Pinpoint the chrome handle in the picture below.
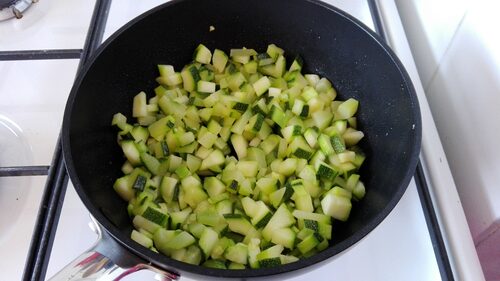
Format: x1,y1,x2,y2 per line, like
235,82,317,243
48,217,179,281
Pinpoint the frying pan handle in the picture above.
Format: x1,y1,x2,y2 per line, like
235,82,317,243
48,217,180,281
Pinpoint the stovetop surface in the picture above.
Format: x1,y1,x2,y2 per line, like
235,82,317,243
0,1,447,280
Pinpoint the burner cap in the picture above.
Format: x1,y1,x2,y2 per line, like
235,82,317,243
0,0,34,21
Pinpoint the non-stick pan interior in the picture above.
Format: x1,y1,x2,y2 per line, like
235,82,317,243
63,0,421,278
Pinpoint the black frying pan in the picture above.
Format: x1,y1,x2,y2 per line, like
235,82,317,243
59,0,421,279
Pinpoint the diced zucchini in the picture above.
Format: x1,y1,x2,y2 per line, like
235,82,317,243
170,208,192,229
241,198,273,228
232,102,249,112
121,140,141,166
303,127,319,148
199,227,219,256
278,158,297,176
292,184,314,212
331,135,346,153
259,134,280,154
305,74,320,86
198,209,223,226
268,87,281,97
301,86,318,102
336,98,359,119
148,116,174,141
258,257,281,268
269,188,286,209
252,76,271,96
225,243,248,264
184,245,202,265
289,56,303,72
321,188,352,221
337,150,355,163
159,176,178,203
297,233,323,254
203,259,227,269
312,110,333,130
181,176,208,208
271,228,296,249
315,77,333,93
266,44,284,60
303,219,319,232
211,237,235,260
216,199,233,216
343,128,364,146
292,210,331,224
153,229,176,255
158,65,175,77
280,254,299,265
316,161,338,180
186,154,202,173
256,244,283,260
111,44,368,268
318,134,334,156
231,134,248,160
131,126,149,143
171,231,197,250
194,44,212,64
241,196,257,216
112,112,129,131
270,105,287,128
197,80,216,93
236,161,258,178
224,214,257,236
113,176,134,201
228,72,247,91
246,113,265,133
231,110,252,135
200,149,225,171
212,49,228,72
198,128,217,149
262,55,286,78
297,228,316,241
262,204,295,241
244,60,258,74
199,66,214,81
142,206,168,227
204,177,226,198
179,69,198,94
133,215,161,234
157,73,183,87
247,238,261,268
133,92,147,118
345,174,360,191
353,181,366,200
131,230,153,248
140,152,160,175
256,177,278,195
228,262,246,270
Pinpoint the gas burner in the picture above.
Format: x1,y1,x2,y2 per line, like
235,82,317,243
0,0,36,21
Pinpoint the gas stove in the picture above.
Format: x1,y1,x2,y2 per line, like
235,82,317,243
0,1,484,280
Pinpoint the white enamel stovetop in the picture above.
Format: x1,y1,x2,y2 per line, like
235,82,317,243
0,1,483,280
